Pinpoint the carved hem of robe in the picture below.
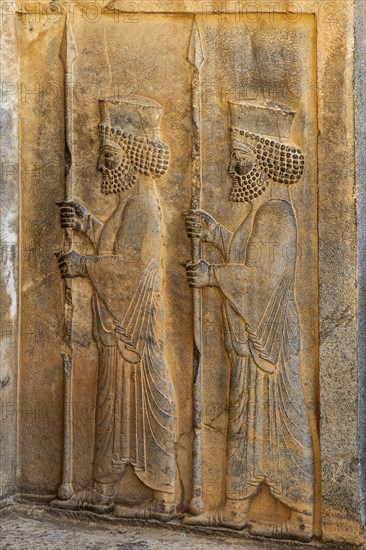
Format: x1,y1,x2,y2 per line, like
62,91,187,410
216,200,314,514
91,262,177,494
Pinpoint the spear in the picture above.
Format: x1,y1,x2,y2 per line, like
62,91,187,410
57,14,77,501
188,16,205,516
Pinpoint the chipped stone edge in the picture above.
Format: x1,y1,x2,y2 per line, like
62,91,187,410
0,8,20,502
355,0,366,536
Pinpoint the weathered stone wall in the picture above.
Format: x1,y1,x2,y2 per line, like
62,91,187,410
0,8,20,505
1,1,365,547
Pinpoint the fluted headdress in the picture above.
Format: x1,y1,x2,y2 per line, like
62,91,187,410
229,99,305,202
98,96,170,180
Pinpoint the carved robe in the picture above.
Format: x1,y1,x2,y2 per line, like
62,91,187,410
86,184,177,494
214,199,314,513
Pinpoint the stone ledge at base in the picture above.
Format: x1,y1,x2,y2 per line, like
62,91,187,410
0,503,361,550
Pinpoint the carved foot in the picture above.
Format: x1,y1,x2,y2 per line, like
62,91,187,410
50,488,114,515
250,515,313,542
115,499,177,522
151,496,177,522
184,507,248,530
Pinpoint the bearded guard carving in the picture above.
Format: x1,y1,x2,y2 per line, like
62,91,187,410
183,99,315,542
53,96,177,520
98,99,170,194
228,101,305,202
229,132,305,202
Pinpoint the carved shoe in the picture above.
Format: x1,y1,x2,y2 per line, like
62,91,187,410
115,499,177,523
184,508,247,530
250,515,313,542
50,488,114,515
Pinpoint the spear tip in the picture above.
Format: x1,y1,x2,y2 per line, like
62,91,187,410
188,17,204,70
60,16,78,67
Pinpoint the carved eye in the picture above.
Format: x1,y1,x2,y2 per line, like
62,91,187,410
104,151,113,159
234,163,244,175
234,160,253,176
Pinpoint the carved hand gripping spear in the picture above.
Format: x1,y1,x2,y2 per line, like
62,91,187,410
57,15,77,501
188,17,205,516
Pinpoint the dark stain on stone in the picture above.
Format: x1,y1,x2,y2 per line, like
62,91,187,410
0,375,10,389
350,456,359,473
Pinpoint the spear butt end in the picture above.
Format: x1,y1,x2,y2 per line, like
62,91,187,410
189,495,205,516
58,483,74,501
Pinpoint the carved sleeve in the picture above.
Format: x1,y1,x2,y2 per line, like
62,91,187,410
83,194,162,322
85,215,104,248
212,224,233,261
215,199,299,368
212,263,251,309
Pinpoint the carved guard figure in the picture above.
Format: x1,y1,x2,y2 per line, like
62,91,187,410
52,97,177,520
184,99,314,542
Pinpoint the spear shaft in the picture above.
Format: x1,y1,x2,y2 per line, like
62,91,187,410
58,14,77,501
188,17,205,516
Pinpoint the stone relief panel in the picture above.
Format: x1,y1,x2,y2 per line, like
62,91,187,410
18,4,323,544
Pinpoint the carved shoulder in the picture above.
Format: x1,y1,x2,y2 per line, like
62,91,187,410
113,189,162,259
246,198,297,274
122,190,161,222
252,199,297,243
